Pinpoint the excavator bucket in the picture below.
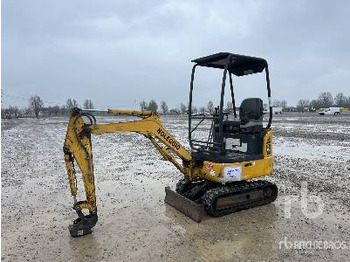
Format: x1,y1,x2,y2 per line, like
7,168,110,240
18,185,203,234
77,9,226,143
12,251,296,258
164,187,205,222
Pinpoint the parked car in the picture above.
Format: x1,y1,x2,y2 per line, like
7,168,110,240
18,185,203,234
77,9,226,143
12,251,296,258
318,107,341,115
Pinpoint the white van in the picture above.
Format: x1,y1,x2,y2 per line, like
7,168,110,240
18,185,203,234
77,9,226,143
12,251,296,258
318,107,340,115
273,107,283,114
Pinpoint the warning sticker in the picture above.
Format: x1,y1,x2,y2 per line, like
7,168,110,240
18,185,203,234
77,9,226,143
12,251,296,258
224,166,242,180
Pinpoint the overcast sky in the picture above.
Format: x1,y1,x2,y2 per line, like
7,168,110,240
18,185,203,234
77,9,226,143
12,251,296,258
2,0,350,109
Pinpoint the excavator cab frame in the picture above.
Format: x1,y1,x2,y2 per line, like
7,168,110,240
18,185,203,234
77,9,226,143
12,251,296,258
188,53,272,156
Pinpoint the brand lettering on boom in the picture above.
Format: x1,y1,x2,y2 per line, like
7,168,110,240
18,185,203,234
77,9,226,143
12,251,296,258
157,128,181,150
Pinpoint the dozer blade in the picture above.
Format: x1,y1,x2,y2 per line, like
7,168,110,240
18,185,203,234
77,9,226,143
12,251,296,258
164,187,204,222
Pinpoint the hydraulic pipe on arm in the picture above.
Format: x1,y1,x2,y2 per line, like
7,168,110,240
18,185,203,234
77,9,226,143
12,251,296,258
63,107,192,237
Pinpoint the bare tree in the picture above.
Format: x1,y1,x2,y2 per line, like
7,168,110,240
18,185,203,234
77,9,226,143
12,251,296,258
281,100,288,109
192,106,198,114
297,99,310,112
66,99,73,110
272,99,288,108
1,108,11,119
272,99,281,107
42,105,61,117
29,95,44,118
66,99,78,112
317,92,333,108
180,103,187,114
147,100,158,112
60,105,68,115
9,106,19,118
169,108,180,114
23,107,32,118
334,93,347,107
140,100,148,110
345,96,350,108
83,99,94,109
52,105,60,116
160,101,168,114
310,99,320,110
199,106,206,114
207,101,214,113
45,106,53,117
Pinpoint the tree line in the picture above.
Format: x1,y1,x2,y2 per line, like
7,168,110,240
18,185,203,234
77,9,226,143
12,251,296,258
141,91,350,115
296,92,350,112
139,99,232,115
2,91,349,119
1,96,95,119
273,92,350,112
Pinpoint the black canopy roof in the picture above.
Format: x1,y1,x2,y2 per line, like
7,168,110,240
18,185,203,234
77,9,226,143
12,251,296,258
191,52,267,76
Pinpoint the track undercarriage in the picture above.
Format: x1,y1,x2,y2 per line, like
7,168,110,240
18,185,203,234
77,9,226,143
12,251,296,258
165,179,278,221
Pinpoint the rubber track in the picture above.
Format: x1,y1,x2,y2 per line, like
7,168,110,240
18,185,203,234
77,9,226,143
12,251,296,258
202,180,278,217
175,179,189,194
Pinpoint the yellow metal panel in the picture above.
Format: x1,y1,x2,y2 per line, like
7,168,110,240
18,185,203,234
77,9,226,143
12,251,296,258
194,130,274,183
107,108,154,117
197,156,273,183
263,129,273,157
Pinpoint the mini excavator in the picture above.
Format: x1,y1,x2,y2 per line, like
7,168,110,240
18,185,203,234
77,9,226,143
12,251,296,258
63,52,278,237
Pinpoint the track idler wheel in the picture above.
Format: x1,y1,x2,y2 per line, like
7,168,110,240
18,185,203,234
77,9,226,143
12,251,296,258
68,210,98,237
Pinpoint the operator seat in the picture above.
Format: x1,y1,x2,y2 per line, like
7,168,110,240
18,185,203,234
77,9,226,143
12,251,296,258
240,98,263,133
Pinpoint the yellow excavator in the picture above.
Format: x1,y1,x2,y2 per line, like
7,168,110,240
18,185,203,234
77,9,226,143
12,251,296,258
63,52,278,237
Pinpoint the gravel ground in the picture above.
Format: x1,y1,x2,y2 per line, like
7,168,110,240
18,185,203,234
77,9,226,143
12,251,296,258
2,112,350,261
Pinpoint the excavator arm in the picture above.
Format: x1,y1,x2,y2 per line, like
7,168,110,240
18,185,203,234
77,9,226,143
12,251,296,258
63,107,192,236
